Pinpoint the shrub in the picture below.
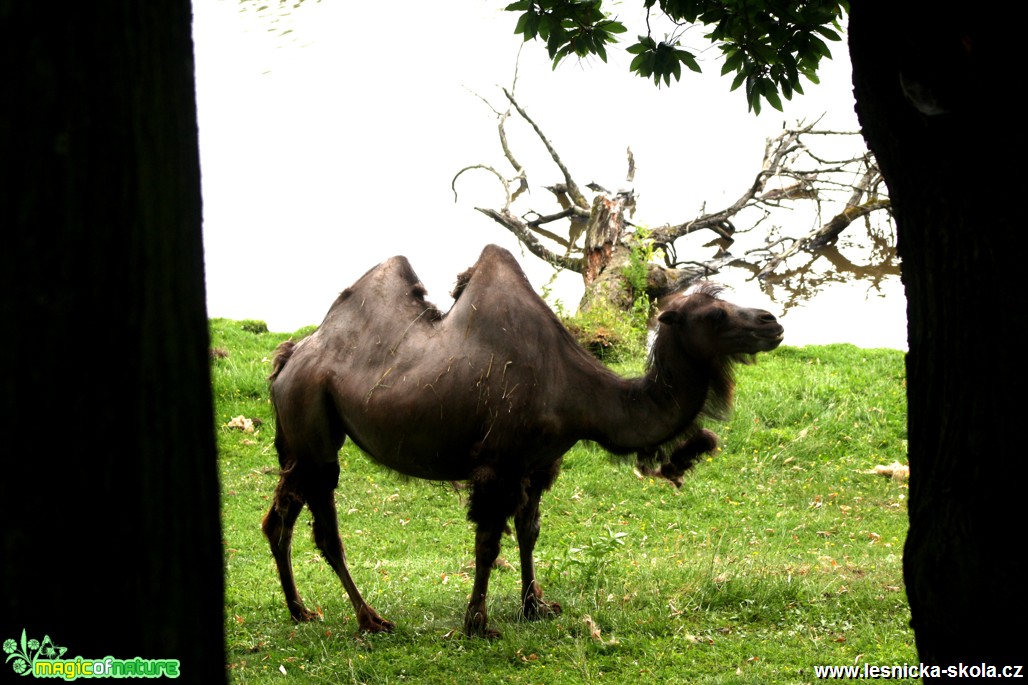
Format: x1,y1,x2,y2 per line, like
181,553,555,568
239,319,269,334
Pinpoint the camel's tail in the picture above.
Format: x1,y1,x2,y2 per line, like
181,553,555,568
268,339,298,474
268,339,298,414
269,340,297,384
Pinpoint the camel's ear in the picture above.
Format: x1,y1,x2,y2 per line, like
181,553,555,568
658,310,681,326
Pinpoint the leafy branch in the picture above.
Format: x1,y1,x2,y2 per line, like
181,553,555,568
504,0,849,112
505,0,628,67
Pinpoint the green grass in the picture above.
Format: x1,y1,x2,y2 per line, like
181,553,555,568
210,319,915,684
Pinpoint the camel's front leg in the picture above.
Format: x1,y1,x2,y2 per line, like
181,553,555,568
641,429,719,488
306,474,394,633
464,522,505,638
514,473,562,621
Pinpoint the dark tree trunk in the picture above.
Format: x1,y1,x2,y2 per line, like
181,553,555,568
1,2,225,680
850,2,1025,669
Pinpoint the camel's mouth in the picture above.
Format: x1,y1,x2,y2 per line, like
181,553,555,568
751,326,785,350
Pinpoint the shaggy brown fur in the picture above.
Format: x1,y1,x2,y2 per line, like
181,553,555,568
262,244,783,637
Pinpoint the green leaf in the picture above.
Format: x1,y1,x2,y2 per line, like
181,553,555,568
677,49,701,73
630,52,653,76
780,78,793,100
513,12,534,38
813,24,843,42
809,35,832,58
626,35,656,54
729,68,746,92
756,77,774,97
802,66,821,85
546,30,566,59
764,87,783,111
720,48,743,76
504,0,530,10
536,15,550,40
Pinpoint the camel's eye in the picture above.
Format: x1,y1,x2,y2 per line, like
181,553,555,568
705,307,727,325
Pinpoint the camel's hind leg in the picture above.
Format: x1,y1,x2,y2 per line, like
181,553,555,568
463,466,518,638
514,465,562,621
463,520,506,638
305,462,395,633
262,473,319,622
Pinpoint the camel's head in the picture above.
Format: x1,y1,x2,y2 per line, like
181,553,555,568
656,283,784,360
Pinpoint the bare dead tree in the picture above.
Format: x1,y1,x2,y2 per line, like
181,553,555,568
452,87,892,314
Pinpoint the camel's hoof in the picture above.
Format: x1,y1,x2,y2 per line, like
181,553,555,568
357,607,395,633
523,598,562,621
359,618,395,633
463,623,502,639
289,605,321,623
463,610,500,639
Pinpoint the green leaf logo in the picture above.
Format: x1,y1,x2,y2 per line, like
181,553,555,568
3,629,66,677
4,628,37,677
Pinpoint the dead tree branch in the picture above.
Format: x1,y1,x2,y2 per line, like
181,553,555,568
754,158,891,278
457,83,893,310
452,164,512,207
475,207,582,272
503,88,589,211
650,122,816,256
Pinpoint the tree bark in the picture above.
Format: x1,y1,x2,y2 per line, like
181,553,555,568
850,2,1024,669
583,193,632,285
1,2,225,679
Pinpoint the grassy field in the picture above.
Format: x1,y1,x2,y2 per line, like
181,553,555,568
210,318,915,684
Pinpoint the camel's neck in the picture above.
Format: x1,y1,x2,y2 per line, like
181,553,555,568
579,352,714,455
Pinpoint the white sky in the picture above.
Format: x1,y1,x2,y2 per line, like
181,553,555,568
191,0,907,348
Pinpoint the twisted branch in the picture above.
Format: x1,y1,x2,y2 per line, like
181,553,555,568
475,208,582,272
503,88,589,212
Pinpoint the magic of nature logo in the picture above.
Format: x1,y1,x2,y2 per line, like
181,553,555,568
4,630,180,680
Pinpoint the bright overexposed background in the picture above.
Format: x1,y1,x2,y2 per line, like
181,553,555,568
192,0,906,349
